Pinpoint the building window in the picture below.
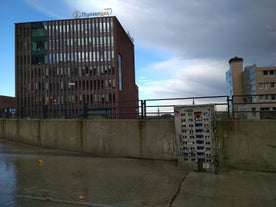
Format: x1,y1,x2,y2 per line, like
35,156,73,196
252,107,256,118
263,70,268,76
259,95,264,101
118,54,123,91
270,82,275,88
260,107,270,111
258,83,263,89
269,70,274,76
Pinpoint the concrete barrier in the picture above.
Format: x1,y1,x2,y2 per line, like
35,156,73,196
82,120,176,159
17,119,40,145
0,119,3,138
139,120,176,160
82,120,141,157
0,119,176,160
2,119,18,141
40,120,82,152
217,120,276,172
0,118,275,171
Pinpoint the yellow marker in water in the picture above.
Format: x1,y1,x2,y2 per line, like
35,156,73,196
37,159,43,165
78,195,85,200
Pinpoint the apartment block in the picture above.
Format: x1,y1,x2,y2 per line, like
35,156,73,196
226,57,276,119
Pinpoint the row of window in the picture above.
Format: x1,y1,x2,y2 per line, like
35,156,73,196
48,36,114,50
259,107,276,111
47,18,114,36
31,19,114,37
48,50,115,64
182,158,213,163
23,36,115,53
181,123,210,127
23,65,115,78
45,93,116,105
180,112,210,117
21,79,116,94
181,141,212,145
181,118,210,123
21,93,117,107
258,94,276,101
181,134,211,139
180,152,212,157
258,82,275,89
32,51,115,65
263,70,276,76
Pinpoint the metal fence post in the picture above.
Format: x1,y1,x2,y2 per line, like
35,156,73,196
231,96,235,118
43,105,48,119
83,103,88,119
140,100,144,118
144,100,147,118
227,96,230,118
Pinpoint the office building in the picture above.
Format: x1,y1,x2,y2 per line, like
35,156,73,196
15,16,138,119
226,57,276,119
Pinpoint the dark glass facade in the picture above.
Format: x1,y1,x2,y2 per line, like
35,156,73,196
15,17,138,119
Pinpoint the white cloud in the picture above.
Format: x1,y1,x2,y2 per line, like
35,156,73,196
23,0,68,19
138,57,227,99
22,0,276,100
23,0,276,63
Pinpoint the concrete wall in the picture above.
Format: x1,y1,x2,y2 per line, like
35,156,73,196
0,119,275,171
81,120,175,159
0,119,176,160
40,120,82,152
17,119,40,145
217,120,276,172
0,119,18,141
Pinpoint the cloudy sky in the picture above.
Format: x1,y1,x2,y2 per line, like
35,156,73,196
1,0,276,99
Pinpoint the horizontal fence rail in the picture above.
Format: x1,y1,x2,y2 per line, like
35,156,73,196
2,94,276,119
231,94,276,119
141,96,230,119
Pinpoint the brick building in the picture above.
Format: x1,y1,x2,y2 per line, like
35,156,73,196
0,96,16,117
15,16,138,119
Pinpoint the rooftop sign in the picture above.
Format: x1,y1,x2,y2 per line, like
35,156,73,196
73,8,112,18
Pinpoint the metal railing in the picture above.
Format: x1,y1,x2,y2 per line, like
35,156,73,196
3,94,276,119
231,94,276,119
141,95,230,119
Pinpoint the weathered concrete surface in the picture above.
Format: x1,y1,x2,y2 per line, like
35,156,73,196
0,119,176,160
82,120,175,159
1,138,276,207
172,170,276,207
18,119,40,145
0,138,185,207
217,120,276,171
1,119,276,171
40,120,82,151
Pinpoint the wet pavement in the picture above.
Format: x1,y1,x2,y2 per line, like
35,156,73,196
0,138,186,207
171,170,276,207
0,138,276,207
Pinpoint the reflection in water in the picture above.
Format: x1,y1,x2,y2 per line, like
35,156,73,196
0,157,17,207
0,139,186,207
